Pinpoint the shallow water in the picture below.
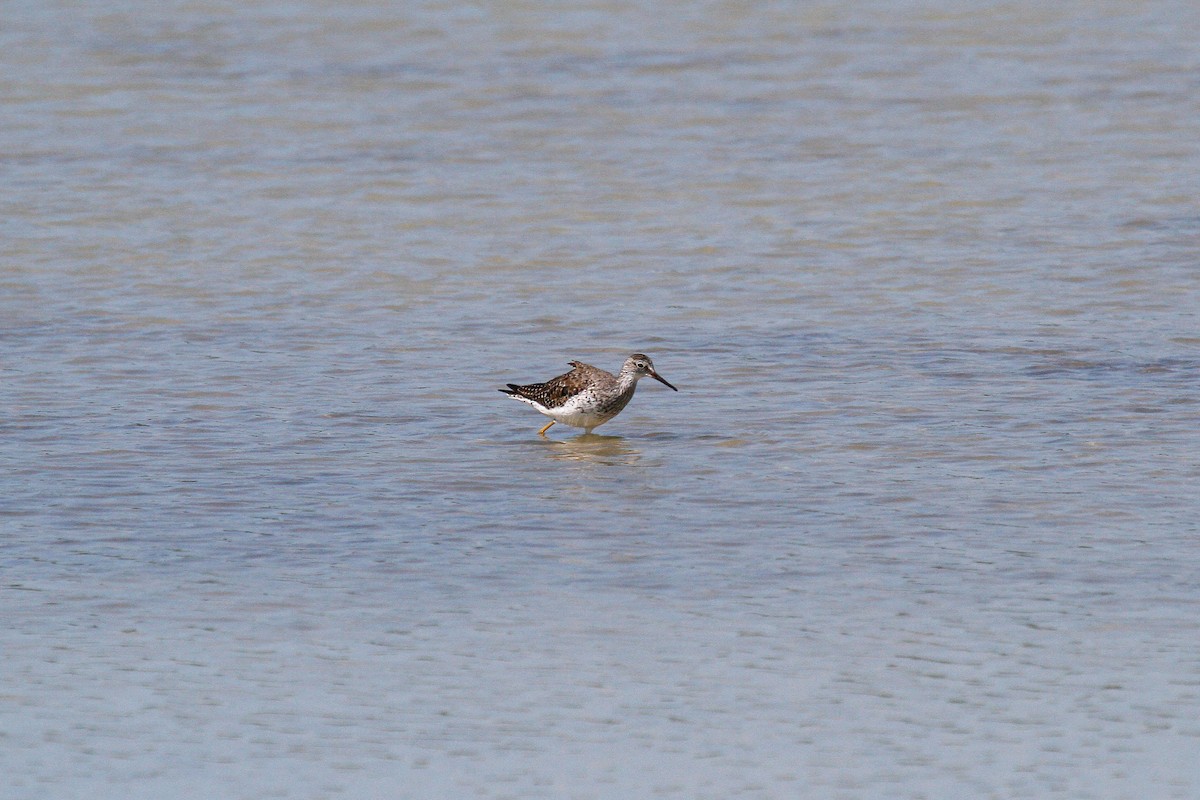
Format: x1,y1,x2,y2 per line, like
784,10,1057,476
4,1,1200,797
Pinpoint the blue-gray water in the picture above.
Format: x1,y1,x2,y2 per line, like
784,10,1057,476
4,1,1200,797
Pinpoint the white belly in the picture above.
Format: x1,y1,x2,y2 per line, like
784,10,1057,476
533,390,617,430
541,401,611,429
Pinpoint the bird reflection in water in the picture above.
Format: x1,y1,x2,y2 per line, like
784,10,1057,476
541,433,642,467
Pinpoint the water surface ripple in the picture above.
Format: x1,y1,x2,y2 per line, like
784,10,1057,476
3,1,1200,798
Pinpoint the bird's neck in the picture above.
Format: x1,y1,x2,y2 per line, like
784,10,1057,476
616,370,640,391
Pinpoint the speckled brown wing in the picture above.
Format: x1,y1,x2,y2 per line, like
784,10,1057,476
501,363,597,409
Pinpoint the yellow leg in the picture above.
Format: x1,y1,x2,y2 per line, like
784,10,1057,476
538,420,555,436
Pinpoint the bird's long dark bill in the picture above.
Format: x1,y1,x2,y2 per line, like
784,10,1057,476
650,370,678,391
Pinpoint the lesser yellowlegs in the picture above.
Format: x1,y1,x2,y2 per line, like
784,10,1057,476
500,353,678,436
